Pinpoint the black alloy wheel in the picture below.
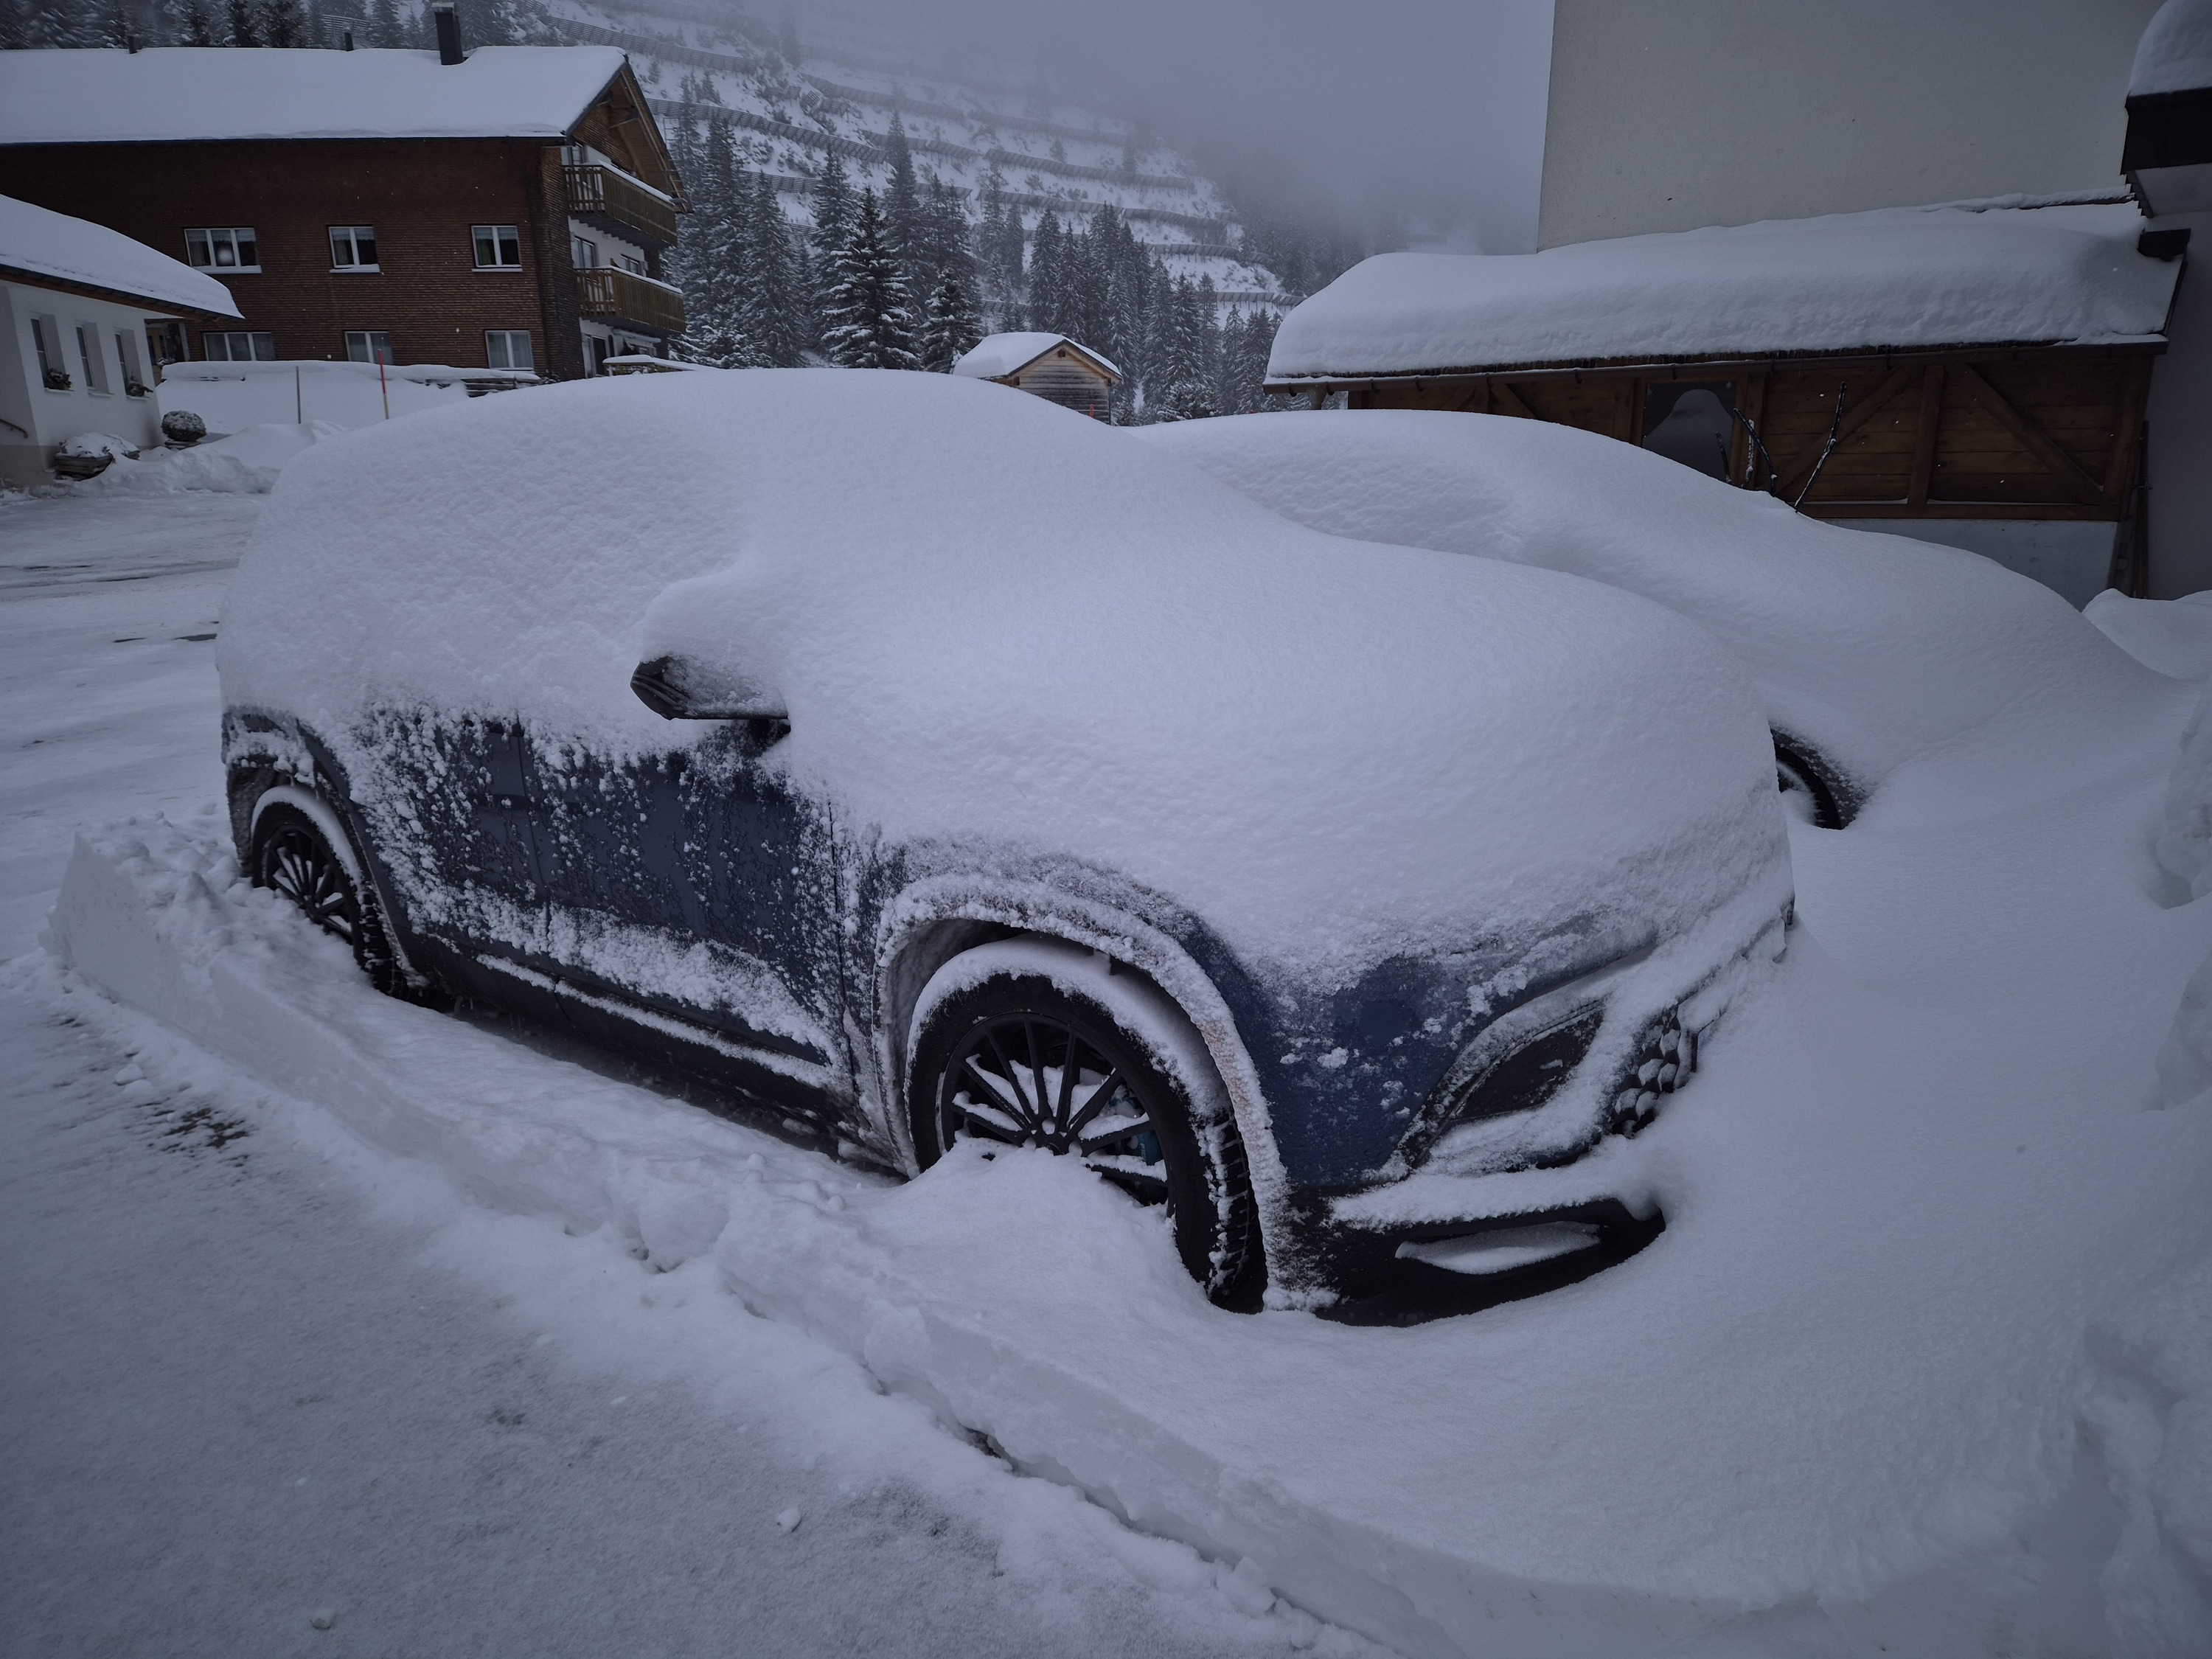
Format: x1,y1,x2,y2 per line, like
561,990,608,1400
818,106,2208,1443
249,801,411,997
910,971,1265,1310
254,807,364,944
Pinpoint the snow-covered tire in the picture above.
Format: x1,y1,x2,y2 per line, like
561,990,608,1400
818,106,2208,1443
907,940,1265,1311
248,801,408,998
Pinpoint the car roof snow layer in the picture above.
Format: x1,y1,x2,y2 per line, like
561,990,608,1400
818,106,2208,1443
221,369,1791,981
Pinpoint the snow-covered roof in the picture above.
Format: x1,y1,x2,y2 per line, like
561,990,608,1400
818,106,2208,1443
2133,0,2212,96
953,333,1122,382
1268,204,2180,382
0,46,631,146
0,192,240,318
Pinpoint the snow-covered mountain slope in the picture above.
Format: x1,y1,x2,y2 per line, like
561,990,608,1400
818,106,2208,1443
547,0,1297,305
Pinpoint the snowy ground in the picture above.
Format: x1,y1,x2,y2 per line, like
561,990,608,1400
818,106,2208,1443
7,488,2212,1658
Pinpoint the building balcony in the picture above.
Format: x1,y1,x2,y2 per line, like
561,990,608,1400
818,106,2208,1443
576,266,685,336
564,162,680,250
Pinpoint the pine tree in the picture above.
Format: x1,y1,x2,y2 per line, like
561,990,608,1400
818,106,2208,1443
745,167,807,366
685,117,763,367
224,0,259,44
820,189,920,370
262,0,302,46
365,0,399,46
179,0,213,41
919,272,981,373
807,150,856,333
1027,209,1064,336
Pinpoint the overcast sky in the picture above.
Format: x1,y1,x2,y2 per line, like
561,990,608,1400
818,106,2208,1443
790,0,1557,252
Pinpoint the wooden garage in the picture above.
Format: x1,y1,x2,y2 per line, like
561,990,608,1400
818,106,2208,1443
953,333,1121,420
1265,201,2182,596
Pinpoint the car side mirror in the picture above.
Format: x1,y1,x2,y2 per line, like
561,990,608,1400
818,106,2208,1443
630,655,787,723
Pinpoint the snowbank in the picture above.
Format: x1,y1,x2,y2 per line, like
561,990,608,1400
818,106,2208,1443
2132,0,2212,97
43,766,2212,1656
1137,410,2159,812
0,192,240,319
0,46,630,145
2087,590,2212,680
1268,204,2178,379
157,360,529,434
223,369,1789,988
70,422,346,495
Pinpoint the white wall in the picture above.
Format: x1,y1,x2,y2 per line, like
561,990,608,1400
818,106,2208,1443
1,280,164,487
1537,0,2162,248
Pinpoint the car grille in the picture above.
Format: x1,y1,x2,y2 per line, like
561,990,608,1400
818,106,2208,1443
1606,1012,1695,1135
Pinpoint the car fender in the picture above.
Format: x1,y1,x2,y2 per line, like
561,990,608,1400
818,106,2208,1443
872,873,1323,1298
248,782,369,892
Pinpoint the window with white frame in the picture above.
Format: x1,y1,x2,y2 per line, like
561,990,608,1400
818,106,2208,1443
30,315,69,389
328,225,378,270
613,251,645,275
473,224,523,268
344,330,393,364
74,324,111,393
185,227,260,272
204,331,277,361
114,329,149,396
571,234,598,269
484,330,533,371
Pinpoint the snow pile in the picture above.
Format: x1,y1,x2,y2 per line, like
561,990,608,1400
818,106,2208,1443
1268,204,2179,379
71,422,346,495
0,192,240,319
2132,0,2212,97
1138,410,2158,808
953,332,1121,380
157,361,528,434
0,46,630,145
2087,590,2212,680
224,369,1790,990
56,432,136,462
42,712,2212,1656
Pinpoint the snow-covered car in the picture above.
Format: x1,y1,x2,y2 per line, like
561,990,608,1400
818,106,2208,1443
219,371,1792,1321
1136,409,2143,827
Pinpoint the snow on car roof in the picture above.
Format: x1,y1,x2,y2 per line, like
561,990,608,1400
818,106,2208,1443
0,46,630,145
1267,203,2180,380
952,333,1122,381
2132,0,2212,96
0,192,241,319
221,369,1790,981
1136,409,2157,801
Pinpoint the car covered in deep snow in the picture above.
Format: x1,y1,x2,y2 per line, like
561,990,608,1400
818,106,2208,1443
1136,409,2151,827
219,370,1792,1321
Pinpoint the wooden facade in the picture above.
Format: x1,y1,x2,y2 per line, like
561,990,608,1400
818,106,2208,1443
1267,340,2164,591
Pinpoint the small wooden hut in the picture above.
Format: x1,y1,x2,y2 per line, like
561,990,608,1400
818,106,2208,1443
1264,201,2183,596
953,333,1121,420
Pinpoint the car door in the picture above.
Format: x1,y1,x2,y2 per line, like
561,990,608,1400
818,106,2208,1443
529,725,852,1119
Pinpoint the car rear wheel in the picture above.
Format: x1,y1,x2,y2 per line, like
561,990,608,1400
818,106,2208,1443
249,801,406,996
908,945,1265,1311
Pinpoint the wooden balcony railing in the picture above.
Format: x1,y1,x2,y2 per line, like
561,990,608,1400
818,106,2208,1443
576,265,686,335
564,162,681,248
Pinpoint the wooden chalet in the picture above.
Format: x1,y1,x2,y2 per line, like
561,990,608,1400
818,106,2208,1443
1265,201,2184,595
953,333,1121,420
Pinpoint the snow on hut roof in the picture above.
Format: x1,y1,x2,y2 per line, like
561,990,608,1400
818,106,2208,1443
2132,0,2212,96
0,192,241,318
0,46,631,146
953,333,1122,382
1267,203,2180,382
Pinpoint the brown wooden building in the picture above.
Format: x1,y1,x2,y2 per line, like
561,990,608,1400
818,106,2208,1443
1265,201,2183,599
0,35,684,383
953,333,1122,420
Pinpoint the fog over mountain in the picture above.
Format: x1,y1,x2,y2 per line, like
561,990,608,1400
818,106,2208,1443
785,0,1556,253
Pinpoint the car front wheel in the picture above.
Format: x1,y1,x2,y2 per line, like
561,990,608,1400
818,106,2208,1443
907,942,1264,1310
249,800,406,997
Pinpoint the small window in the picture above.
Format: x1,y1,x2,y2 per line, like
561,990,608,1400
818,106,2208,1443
185,227,260,273
344,330,394,364
115,329,149,395
31,315,69,389
571,234,598,270
75,323,111,393
1641,381,1738,481
204,331,278,361
613,251,645,276
329,225,378,271
473,224,523,268
484,330,533,371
